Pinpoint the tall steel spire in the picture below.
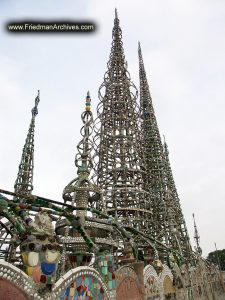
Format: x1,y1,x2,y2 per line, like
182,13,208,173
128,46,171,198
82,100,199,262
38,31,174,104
163,138,192,258
138,42,170,245
138,43,186,257
93,12,151,234
14,91,40,199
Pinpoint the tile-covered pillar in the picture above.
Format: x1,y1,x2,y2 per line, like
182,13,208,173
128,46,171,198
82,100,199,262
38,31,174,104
95,253,116,294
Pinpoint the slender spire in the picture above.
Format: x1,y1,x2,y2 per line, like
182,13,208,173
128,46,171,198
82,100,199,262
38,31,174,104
61,93,104,271
163,137,192,258
63,92,103,211
93,12,151,236
138,44,189,258
193,213,202,255
75,91,93,175
14,91,40,199
138,42,169,245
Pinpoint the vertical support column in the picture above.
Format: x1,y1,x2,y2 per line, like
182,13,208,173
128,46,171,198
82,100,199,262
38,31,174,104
95,252,116,298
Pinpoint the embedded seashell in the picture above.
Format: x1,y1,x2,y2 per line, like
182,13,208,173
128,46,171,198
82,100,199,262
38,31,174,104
28,252,39,267
45,250,59,263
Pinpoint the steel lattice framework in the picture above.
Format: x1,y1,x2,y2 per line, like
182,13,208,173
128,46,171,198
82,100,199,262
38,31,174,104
163,140,193,259
138,43,187,258
93,10,152,235
14,91,40,199
138,43,171,245
0,92,40,262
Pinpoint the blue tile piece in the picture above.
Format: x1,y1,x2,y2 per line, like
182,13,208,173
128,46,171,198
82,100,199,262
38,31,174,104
41,262,55,275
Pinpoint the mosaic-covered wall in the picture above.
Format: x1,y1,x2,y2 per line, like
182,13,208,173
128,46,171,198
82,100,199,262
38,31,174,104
0,251,224,299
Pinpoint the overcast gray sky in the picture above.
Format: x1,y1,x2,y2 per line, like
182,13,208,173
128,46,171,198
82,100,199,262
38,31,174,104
0,0,225,257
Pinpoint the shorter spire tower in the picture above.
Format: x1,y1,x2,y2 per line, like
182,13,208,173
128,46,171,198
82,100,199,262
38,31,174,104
14,91,40,199
63,92,103,213
193,213,202,255
58,92,112,273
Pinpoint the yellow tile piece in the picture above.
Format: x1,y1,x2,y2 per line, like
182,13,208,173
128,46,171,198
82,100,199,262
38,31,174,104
22,253,27,264
26,266,33,276
70,288,75,297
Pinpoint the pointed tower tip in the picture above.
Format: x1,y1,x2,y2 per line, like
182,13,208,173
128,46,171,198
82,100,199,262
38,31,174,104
163,136,169,154
115,8,118,19
14,90,40,197
36,90,40,101
32,90,40,116
86,91,91,111
138,41,143,60
35,90,40,101
193,213,197,224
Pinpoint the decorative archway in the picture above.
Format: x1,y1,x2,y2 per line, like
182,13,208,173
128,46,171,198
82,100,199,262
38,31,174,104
53,266,110,300
159,264,175,299
144,264,160,298
116,266,142,300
